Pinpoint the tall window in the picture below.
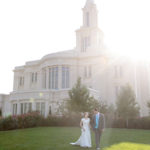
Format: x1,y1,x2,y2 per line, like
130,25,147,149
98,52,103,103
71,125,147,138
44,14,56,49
31,72,38,84
31,73,34,83
89,66,92,77
19,76,24,87
42,69,46,89
20,103,32,114
49,68,52,89
84,65,92,78
114,66,123,78
49,106,52,115
35,72,37,82
13,104,17,115
115,86,120,97
36,102,45,116
84,66,87,78
120,66,122,77
81,37,90,52
114,66,117,78
62,66,70,89
86,12,90,27
49,66,59,89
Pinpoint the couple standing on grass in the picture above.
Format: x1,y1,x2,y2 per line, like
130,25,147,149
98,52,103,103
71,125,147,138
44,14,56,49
70,108,105,150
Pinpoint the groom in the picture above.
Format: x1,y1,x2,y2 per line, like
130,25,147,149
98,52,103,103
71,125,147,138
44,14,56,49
92,108,105,150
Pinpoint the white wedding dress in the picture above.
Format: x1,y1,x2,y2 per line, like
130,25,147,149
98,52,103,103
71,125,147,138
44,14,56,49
70,118,92,148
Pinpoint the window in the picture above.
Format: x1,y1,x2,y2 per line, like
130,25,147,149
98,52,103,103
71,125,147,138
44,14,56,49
115,86,120,97
13,104,17,115
84,65,92,78
114,66,123,78
66,67,69,88
81,37,90,52
41,102,45,116
36,102,40,112
42,69,46,89
49,106,52,115
84,66,87,78
31,72,38,83
28,103,32,112
52,68,55,89
20,103,32,114
55,67,58,89
49,66,59,89
120,66,123,77
31,73,34,83
24,103,27,113
62,66,70,89
49,68,52,89
114,66,117,78
21,103,23,114
36,102,45,116
19,76,24,87
35,72,37,82
86,12,90,27
89,66,92,77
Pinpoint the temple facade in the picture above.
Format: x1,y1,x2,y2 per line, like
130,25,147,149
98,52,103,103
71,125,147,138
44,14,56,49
0,0,150,117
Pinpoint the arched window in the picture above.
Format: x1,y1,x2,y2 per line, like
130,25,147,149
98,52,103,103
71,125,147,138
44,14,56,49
86,12,90,27
62,66,70,89
49,66,59,89
81,37,90,52
49,106,52,115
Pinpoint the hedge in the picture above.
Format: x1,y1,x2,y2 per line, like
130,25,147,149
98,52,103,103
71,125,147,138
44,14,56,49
0,112,150,131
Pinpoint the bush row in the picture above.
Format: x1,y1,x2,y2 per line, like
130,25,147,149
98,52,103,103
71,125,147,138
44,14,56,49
0,112,150,131
0,112,82,131
0,112,42,131
106,117,150,129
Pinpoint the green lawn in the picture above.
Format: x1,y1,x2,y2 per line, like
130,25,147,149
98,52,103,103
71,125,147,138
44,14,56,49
0,127,150,150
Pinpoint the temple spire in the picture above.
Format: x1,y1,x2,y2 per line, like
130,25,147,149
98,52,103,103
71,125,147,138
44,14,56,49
86,0,95,5
83,0,98,28
76,0,103,53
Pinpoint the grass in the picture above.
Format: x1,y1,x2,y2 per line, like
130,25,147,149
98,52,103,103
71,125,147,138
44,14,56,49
0,127,150,150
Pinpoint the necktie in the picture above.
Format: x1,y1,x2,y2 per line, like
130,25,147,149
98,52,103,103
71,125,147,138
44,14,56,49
95,113,100,129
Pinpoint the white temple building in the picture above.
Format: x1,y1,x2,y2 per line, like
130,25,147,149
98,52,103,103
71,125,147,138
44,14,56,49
0,0,150,117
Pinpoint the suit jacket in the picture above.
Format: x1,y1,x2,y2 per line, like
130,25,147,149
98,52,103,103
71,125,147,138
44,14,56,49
92,113,105,132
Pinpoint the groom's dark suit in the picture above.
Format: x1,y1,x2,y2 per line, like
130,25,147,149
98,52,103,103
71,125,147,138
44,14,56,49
91,113,105,149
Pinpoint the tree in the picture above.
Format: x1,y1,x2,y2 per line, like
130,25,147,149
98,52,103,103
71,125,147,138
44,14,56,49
147,101,150,115
66,77,105,113
116,84,140,127
0,109,2,117
66,77,92,113
87,97,108,113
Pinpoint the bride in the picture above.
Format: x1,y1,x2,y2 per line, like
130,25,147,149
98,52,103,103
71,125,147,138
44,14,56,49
70,112,92,148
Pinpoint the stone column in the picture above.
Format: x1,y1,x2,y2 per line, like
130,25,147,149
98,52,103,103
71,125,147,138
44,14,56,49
32,102,36,111
17,100,20,115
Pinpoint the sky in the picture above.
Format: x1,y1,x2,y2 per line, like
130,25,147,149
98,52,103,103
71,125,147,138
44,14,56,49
0,0,150,94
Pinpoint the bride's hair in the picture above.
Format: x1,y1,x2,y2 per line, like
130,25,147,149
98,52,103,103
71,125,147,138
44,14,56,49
84,112,89,117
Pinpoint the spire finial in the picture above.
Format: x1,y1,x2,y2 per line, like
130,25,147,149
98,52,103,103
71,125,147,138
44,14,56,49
86,0,95,5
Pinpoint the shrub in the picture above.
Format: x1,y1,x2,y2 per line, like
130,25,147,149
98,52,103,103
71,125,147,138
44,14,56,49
40,114,81,127
0,109,2,116
0,112,43,131
105,117,150,130
0,112,150,131
17,112,42,129
0,116,18,130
